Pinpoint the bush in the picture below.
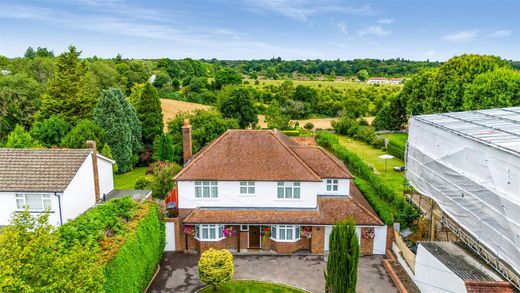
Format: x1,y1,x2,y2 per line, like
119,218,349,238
61,119,105,150
135,175,155,190
135,162,181,198
333,116,384,149
198,249,234,290
303,122,314,130
281,130,300,136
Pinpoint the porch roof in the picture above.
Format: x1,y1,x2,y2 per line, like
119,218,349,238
183,196,384,226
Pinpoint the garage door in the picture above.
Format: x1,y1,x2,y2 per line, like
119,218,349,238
324,226,332,251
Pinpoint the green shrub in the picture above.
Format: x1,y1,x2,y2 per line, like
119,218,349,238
303,122,314,130
281,130,300,136
135,175,155,190
333,116,385,149
198,249,234,290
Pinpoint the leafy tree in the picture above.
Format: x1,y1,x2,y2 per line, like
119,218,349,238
324,219,359,293
61,120,105,149
153,71,172,89
0,210,103,292
30,116,71,147
265,100,291,130
198,248,234,291
167,110,239,163
153,133,175,162
101,143,118,172
293,85,318,104
0,73,42,138
373,94,407,131
357,69,369,82
463,68,520,110
35,47,55,58
132,82,163,144
401,68,437,115
24,47,36,58
218,86,258,128
93,88,133,173
214,68,242,90
303,122,314,130
38,46,95,123
136,162,181,198
5,125,41,148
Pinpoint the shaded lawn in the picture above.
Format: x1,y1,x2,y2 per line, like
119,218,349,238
113,167,147,189
335,135,406,196
199,280,305,293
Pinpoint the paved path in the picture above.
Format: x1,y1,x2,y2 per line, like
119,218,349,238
148,253,396,293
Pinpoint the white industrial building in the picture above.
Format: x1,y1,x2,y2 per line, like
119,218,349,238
406,107,520,277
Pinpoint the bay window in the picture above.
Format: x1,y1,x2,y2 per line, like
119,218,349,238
277,182,301,199
196,224,225,241
326,179,339,191
270,225,300,242
16,193,52,211
195,181,218,198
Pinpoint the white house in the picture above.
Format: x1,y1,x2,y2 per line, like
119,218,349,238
0,142,115,226
166,121,387,254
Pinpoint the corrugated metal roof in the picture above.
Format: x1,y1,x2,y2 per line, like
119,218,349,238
414,107,520,155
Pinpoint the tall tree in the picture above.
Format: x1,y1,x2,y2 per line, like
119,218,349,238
93,88,133,173
101,143,118,172
30,115,71,147
324,219,359,293
61,120,105,149
153,133,175,162
218,86,258,129
132,82,163,144
357,69,369,82
38,46,95,123
214,68,242,90
265,100,291,130
5,125,41,148
463,68,520,110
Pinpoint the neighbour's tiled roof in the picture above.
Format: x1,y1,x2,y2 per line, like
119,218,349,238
0,148,91,192
182,196,384,226
174,130,351,181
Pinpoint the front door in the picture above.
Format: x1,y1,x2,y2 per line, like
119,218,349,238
249,226,260,248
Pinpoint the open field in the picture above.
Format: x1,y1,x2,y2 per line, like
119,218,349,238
160,99,213,131
258,115,338,129
252,79,402,91
335,134,406,196
114,167,147,189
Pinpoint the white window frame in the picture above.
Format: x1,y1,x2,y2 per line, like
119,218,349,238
195,181,218,198
270,225,300,242
240,225,249,231
15,193,52,211
195,224,225,241
239,181,255,195
326,179,339,192
277,182,301,199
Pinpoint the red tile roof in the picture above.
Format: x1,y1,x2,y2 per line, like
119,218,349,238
183,196,383,226
174,130,352,181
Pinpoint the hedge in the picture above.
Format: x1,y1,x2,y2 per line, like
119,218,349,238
315,132,419,228
332,117,385,149
386,140,405,160
59,197,165,292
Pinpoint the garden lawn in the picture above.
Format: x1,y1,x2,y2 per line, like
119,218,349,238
199,281,305,293
335,134,406,196
380,133,408,149
114,167,147,189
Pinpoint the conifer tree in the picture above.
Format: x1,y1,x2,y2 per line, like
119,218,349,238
153,133,174,162
100,143,118,172
324,219,359,293
132,82,163,144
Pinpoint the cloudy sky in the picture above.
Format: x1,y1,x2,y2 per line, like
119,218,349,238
0,0,518,60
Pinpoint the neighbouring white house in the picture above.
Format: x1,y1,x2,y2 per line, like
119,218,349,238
0,142,115,226
165,120,388,254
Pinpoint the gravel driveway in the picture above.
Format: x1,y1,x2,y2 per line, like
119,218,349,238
148,253,396,293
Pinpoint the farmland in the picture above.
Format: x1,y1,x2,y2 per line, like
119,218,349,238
160,99,213,131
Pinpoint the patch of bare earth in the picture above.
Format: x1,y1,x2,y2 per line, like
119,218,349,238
160,99,212,131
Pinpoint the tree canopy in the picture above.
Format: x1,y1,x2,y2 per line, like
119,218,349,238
61,119,105,149
217,86,258,128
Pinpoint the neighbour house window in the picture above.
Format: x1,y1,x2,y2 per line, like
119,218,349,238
195,181,218,198
240,181,255,195
196,224,225,241
277,182,301,199
16,193,52,211
270,225,300,242
326,179,339,191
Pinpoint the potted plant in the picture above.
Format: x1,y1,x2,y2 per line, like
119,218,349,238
223,226,238,238
183,225,197,236
301,226,312,239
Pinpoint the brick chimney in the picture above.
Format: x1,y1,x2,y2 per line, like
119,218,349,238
182,119,192,164
86,140,101,202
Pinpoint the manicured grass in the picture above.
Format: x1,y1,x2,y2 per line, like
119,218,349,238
113,167,147,189
335,134,406,196
380,132,408,148
199,280,306,293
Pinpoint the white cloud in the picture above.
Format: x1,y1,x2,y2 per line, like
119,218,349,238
335,21,348,35
377,18,394,24
488,30,511,38
357,25,391,37
441,30,479,42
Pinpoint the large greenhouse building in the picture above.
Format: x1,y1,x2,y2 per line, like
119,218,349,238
407,107,520,276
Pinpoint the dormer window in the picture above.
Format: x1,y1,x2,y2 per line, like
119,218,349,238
240,181,255,195
277,182,301,199
326,179,339,191
195,181,218,198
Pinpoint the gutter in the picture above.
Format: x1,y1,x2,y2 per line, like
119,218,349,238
54,192,63,225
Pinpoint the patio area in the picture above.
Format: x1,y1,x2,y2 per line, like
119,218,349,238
147,252,396,293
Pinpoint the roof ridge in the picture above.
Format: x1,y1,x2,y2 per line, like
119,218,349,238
173,130,232,180
268,131,322,181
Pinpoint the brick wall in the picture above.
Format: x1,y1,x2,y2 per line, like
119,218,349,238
239,230,248,250
271,237,310,253
311,226,325,254
465,281,515,293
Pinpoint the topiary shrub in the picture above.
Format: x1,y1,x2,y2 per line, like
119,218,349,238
198,248,234,291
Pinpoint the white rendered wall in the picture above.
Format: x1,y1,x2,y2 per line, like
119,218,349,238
320,179,350,196
414,245,466,293
324,224,386,255
0,192,61,226
61,154,97,223
98,156,114,196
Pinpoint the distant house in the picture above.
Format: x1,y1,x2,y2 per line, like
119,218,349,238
367,77,389,84
0,142,115,226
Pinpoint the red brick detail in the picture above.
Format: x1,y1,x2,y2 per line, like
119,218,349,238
386,225,394,252
271,238,310,254
360,227,374,256
383,259,408,293
239,230,248,250
465,281,515,293
311,226,325,254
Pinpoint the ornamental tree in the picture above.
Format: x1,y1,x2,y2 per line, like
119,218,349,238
198,248,234,290
325,218,359,293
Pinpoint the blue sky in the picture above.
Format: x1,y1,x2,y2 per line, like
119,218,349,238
0,0,518,60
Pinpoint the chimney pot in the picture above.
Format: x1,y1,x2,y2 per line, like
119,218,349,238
183,119,190,127
182,120,192,164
